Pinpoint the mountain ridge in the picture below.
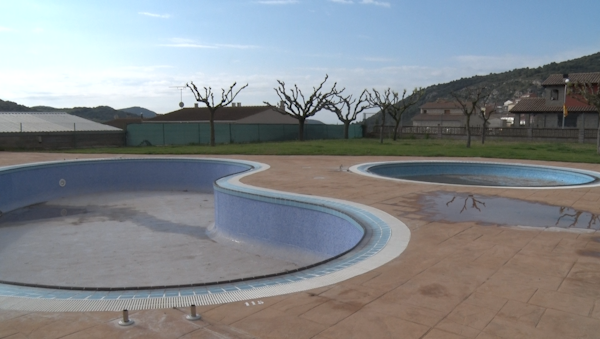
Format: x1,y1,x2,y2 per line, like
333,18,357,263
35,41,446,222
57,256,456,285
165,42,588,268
0,100,157,123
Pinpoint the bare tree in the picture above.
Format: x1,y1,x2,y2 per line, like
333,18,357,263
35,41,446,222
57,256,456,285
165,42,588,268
450,86,489,148
568,82,600,154
264,75,342,141
323,89,371,139
478,101,498,145
389,88,424,140
187,81,248,147
367,88,395,144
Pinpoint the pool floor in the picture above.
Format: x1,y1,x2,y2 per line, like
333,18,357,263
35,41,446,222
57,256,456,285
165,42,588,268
0,191,305,289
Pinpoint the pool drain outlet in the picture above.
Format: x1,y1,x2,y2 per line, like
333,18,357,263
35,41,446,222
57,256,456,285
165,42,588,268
186,304,202,321
118,309,134,326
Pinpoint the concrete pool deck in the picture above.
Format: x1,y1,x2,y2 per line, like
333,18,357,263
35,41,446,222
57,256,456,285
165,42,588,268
1,152,600,338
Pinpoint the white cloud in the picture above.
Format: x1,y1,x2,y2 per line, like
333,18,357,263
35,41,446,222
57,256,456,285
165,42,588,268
330,0,353,4
160,43,217,48
215,44,259,49
160,38,259,49
138,12,171,18
362,56,395,62
256,0,298,4
0,26,14,32
360,0,391,7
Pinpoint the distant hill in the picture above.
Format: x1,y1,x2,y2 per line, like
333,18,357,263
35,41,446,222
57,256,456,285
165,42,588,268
118,106,157,118
0,100,155,123
365,51,600,128
0,99,33,112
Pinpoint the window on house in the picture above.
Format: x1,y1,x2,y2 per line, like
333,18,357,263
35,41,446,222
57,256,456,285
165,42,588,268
550,89,559,101
444,110,450,115
423,109,427,114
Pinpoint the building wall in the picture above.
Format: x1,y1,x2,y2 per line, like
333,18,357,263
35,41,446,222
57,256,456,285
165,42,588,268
420,107,463,115
544,85,568,108
524,113,597,129
0,131,125,150
579,113,600,128
413,120,462,127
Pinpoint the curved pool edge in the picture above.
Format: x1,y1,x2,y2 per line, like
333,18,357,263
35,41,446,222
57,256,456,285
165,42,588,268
0,157,411,312
349,160,600,189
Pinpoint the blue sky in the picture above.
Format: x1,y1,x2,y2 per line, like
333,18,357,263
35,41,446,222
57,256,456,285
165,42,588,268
1,0,599,123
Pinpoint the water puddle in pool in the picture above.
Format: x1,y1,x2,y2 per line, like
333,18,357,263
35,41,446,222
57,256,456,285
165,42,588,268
418,191,600,230
405,174,566,187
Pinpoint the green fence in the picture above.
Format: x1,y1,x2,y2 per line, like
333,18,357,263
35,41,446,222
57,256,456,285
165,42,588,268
126,123,362,146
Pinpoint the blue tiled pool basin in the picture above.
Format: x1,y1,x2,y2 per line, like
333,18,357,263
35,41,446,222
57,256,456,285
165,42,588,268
351,161,600,188
0,158,410,311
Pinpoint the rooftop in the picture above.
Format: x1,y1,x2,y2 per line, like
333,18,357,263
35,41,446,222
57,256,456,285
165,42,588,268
542,72,600,86
149,105,278,122
510,98,597,113
0,112,122,133
420,99,462,110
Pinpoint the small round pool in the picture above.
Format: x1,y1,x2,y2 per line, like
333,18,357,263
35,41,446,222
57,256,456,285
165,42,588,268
350,161,600,188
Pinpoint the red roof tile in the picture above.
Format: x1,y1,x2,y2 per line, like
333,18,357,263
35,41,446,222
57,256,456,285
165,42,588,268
420,99,462,109
542,72,600,86
510,98,597,113
149,105,276,122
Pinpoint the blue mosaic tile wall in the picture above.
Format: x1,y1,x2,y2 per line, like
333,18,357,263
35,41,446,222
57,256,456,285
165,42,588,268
213,189,364,258
0,158,251,213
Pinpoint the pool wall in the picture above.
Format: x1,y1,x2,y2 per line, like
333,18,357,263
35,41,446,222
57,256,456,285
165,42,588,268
351,160,600,189
0,159,250,214
213,188,364,260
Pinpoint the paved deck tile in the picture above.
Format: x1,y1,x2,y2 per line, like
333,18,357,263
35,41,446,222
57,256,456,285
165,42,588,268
2,153,600,338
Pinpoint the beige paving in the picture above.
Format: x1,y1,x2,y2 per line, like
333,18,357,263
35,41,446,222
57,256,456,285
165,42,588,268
1,152,600,338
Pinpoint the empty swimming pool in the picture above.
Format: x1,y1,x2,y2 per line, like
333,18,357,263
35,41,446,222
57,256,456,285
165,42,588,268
0,157,410,311
351,160,600,188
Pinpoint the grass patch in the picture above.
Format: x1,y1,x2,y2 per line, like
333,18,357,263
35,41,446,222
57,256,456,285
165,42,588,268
57,138,600,164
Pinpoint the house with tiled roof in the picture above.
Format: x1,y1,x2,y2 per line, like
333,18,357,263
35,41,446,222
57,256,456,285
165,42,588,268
510,72,599,128
148,104,299,124
412,99,505,128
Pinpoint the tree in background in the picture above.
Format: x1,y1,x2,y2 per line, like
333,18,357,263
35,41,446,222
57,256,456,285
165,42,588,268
450,86,489,148
187,81,248,147
323,89,371,139
478,99,498,145
264,75,342,141
569,82,600,154
387,88,424,141
367,88,395,144
367,88,424,142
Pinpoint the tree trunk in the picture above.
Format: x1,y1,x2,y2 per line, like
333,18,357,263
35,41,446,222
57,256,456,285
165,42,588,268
392,119,400,141
298,118,305,141
343,121,350,139
597,123,600,155
465,115,471,148
379,111,386,144
481,126,486,144
398,119,404,139
209,110,216,147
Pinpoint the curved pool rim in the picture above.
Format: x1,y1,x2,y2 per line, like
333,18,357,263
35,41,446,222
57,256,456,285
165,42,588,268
350,160,600,189
0,157,410,312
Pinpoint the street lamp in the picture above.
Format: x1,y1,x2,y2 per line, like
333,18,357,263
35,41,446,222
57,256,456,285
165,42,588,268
562,74,569,129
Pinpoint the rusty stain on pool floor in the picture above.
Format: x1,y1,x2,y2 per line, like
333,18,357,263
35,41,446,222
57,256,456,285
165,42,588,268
417,191,600,230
